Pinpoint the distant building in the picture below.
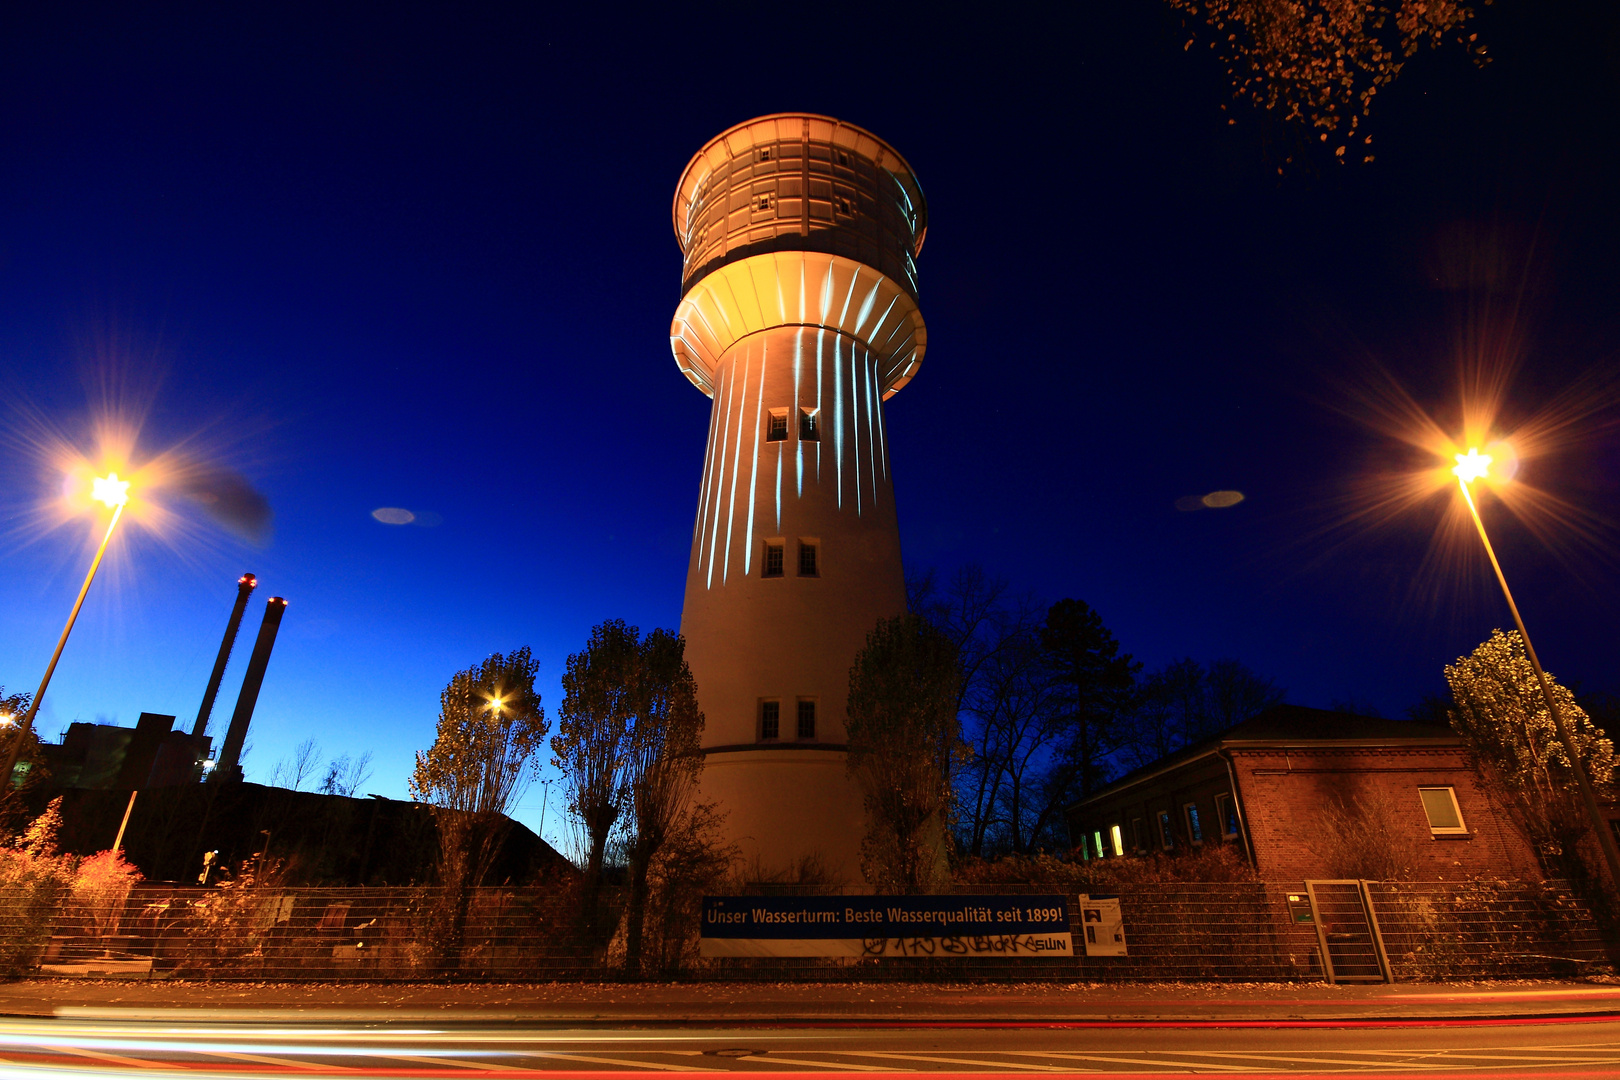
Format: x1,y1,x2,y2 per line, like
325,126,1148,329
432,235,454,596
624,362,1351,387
41,713,211,790
1066,705,1545,881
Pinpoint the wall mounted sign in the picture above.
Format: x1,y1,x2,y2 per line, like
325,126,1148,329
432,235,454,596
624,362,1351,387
700,895,1072,958
1078,894,1127,956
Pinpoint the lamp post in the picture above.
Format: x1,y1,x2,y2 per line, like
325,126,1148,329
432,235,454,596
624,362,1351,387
1452,448,1620,890
0,473,131,790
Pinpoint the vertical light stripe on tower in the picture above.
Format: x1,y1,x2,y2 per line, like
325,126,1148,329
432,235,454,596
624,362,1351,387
794,328,803,497
695,364,724,544
838,266,860,326
723,351,750,584
850,347,861,515
864,351,879,502
706,361,737,588
814,326,824,483
872,352,890,481
744,345,765,575
834,335,844,509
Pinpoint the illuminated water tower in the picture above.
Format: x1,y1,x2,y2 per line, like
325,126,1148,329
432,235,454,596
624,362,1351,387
669,114,929,880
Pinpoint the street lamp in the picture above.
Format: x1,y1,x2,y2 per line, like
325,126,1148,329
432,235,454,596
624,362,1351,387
1451,448,1620,890
0,472,131,790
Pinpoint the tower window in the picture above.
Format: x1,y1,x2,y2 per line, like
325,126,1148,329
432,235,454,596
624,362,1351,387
762,540,784,578
798,541,819,577
766,409,788,441
836,196,856,216
754,193,774,212
757,146,772,162
799,407,820,441
797,699,816,740
760,700,780,741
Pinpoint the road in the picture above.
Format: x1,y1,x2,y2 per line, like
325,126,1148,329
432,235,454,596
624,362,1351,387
3,1014,1618,1077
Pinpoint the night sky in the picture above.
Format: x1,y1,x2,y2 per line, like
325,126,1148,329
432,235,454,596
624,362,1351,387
2,3,1616,846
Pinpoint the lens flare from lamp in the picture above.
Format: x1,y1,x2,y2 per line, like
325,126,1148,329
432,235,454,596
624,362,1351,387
91,472,131,508
1452,448,1492,484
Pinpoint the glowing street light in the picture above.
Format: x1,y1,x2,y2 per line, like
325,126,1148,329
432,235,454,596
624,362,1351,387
0,472,133,790
1451,447,1620,890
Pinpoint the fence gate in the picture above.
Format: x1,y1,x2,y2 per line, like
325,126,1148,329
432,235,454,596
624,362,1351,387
1304,880,1391,983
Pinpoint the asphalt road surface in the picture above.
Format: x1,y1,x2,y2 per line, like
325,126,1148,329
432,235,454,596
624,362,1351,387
3,1015,1618,1077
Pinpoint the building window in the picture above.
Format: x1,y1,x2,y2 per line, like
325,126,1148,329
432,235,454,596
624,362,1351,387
757,146,772,162
754,193,774,212
798,541,819,577
1110,824,1124,857
799,407,820,441
760,700,780,741
797,699,816,740
1419,786,1467,835
766,409,788,441
1131,817,1145,852
836,196,856,216
762,540,784,578
1184,802,1204,844
1214,792,1239,839
1157,810,1175,850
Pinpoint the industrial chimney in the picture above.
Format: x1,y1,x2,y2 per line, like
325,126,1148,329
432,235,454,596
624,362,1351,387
211,596,287,784
192,573,257,738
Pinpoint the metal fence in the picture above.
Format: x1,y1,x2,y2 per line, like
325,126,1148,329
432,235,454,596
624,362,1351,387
4,879,1609,983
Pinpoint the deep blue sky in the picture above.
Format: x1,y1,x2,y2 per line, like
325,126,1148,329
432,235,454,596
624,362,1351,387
2,2,1616,847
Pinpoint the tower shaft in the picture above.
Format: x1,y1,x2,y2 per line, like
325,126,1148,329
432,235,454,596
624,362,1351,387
670,115,929,880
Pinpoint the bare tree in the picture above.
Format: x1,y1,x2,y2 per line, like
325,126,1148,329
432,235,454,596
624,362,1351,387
318,751,374,797
1040,599,1140,802
618,628,707,977
270,738,321,791
551,620,639,919
1123,658,1283,770
847,613,964,892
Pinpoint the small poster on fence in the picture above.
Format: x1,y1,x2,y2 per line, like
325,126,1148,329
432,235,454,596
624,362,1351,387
1078,894,1127,956
700,895,1072,958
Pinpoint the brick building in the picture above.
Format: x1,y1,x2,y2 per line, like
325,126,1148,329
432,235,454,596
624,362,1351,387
1065,705,1544,881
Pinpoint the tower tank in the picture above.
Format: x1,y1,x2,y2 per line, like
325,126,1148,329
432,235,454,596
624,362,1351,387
670,114,928,881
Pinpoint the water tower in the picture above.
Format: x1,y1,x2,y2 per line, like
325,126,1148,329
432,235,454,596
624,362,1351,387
669,114,928,880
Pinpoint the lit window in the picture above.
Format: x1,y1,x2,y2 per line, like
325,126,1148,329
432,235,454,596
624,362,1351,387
799,407,820,441
1158,810,1175,850
1092,829,1105,859
1110,824,1125,857
1214,792,1239,839
760,700,780,741
797,699,816,740
1419,787,1467,835
1184,802,1203,844
766,409,788,441
798,541,818,577
762,541,784,578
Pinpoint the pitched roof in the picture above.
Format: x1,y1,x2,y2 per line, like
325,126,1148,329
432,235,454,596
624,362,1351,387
1071,704,1458,811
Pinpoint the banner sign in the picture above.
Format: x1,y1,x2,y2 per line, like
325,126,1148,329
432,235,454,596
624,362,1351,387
700,895,1072,958
1078,894,1127,956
